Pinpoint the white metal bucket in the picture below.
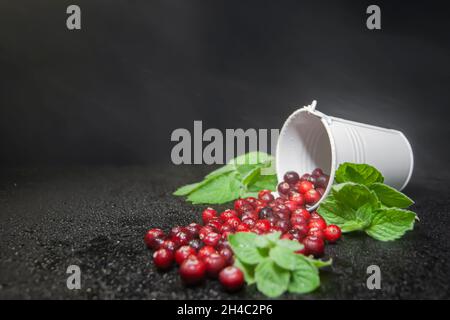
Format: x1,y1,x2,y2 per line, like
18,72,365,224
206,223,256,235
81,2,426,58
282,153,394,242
276,101,414,211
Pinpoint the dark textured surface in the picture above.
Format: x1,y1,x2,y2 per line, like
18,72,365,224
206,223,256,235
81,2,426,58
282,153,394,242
0,166,449,300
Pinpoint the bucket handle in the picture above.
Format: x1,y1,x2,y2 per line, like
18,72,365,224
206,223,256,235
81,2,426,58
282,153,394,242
303,100,333,125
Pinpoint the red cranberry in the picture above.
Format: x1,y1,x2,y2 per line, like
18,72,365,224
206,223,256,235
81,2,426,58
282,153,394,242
219,247,234,265
239,204,255,215
308,175,318,185
236,223,250,232
202,208,217,224
204,253,227,278
323,225,342,243
234,199,249,212
202,232,221,247
185,223,201,238
153,248,173,270
270,226,283,233
296,181,314,194
275,220,291,233
293,208,311,220
312,168,324,177
258,189,274,202
216,239,230,251
245,197,258,207
284,200,298,212
241,211,258,221
225,216,241,229
308,218,327,230
310,211,322,220
302,236,325,257
197,245,217,260
291,224,308,238
273,204,289,215
189,239,204,251
179,256,206,285
255,219,271,233
144,228,165,249
300,173,311,181
305,189,321,205
277,182,291,195
219,266,244,292
220,224,234,234
220,209,238,222
242,218,256,228
275,211,290,221
199,226,215,240
316,175,329,188
308,227,324,239
283,171,300,184
259,207,274,219
160,239,178,252
169,226,185,238
267,216,278,226
288,191,305,206
175,245,196,265
172,231,191,247
290,214,307,226
207,218,222,231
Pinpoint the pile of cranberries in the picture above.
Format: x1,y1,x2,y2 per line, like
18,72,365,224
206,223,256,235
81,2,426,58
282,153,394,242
144,168,341,292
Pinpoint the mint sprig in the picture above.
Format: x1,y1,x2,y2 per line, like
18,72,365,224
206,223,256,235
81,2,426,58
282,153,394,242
318,162,417,241
228,232,331,298
173,152,277,204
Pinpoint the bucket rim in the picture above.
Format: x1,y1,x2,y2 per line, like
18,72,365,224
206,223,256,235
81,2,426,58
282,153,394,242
275,107,336,211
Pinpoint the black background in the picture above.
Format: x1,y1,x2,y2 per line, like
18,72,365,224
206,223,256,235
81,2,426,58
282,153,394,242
1,0,450,300
1,0,449,181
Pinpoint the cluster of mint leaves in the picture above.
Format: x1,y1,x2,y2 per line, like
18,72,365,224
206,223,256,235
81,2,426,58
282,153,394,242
318,163,417,241
228,232,331,297
173,152,277,204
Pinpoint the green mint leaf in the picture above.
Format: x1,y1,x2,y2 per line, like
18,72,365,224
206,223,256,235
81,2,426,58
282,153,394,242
204,163,236,179
255,259,290,298
173,182,203,196
365,208,416,241
288,255,320,294
174,152,277,204
335,162,384,185
242,167,261,187
254,231,282,249
234,258,256,285
318,183,379,229
269,246,299,271
332,183,380,211
228,232,266,265
317,193,355,226
355,203,375,225
246,174,278,192
187,172,241,204
276,239,303,252
368,183,414,208
304,257,333,268
230,151,273,166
